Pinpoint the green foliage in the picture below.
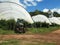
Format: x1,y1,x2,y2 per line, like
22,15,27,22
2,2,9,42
34,10,40,15
6,19,16,30
33,22,49,28
0,39,56,45
26,42,56,45
53,11,60,17
0,39,20,45
50,23,60,26
0,19,16,30
17,19,30,28
0,28,15,34
29,10,49,17
29,10,60,17
27,26,60,34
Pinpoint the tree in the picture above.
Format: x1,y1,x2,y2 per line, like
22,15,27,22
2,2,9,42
53,12,60,17
0,19,16,30
29,10,49,17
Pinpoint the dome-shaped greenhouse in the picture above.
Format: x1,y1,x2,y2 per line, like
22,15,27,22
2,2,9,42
0,0,34,24
32,14,51,25
49,17,60,25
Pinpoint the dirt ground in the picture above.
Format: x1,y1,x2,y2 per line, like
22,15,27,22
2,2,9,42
0,29,60,45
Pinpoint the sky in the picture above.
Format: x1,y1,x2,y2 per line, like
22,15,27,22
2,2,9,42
19,0,60,13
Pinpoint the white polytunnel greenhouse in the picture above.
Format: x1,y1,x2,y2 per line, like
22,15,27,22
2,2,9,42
0,0,34,24
49,17,60,25
32,14,51,25
57,17,60,20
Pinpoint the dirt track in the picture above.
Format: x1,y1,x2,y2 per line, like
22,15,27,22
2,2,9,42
0,30,60,45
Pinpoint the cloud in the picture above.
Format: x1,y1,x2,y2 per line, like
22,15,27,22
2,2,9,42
43,8,49,12
43,8,60,14
36,0,43,2
51,8,60,14
19,2,26,8
23,0,37,6
20,0,43,8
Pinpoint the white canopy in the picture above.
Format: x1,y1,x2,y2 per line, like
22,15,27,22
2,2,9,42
32,14,51,25
49,17,60,25
0,0,34,24
0,0,20,4
57,17,60,20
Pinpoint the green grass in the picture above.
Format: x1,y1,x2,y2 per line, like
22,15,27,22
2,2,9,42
26,43,56,45
26,26,60,34
0,26,60,34
0,29,16,35
0,39,20,45
0,39,56,45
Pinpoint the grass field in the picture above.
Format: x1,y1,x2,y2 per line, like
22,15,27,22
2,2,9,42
0,26,60,45
26,26,60,34
0,26,60,34
0,29,16,35
0,39,56,45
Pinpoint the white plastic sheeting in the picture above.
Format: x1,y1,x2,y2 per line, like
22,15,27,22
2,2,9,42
0,0,34,24
57,17,60,20
49,17,60,25
0,0,20,4
32,14,51,25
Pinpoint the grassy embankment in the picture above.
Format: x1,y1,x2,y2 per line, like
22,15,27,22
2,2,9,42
0,26,60,34
26,26,60,34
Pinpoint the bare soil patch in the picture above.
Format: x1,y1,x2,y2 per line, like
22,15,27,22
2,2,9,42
0,30,60,45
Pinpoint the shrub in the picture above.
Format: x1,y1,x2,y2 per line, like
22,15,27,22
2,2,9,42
0,19,16,30
33,22,50,28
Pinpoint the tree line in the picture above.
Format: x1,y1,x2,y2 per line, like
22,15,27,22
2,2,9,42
29,10,60,17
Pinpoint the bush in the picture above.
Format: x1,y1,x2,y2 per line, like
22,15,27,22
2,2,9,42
0,20,7,29
50,23,60,27
6,19,16,30
33,22,50,28
0,19,16,30
41,22,49,28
